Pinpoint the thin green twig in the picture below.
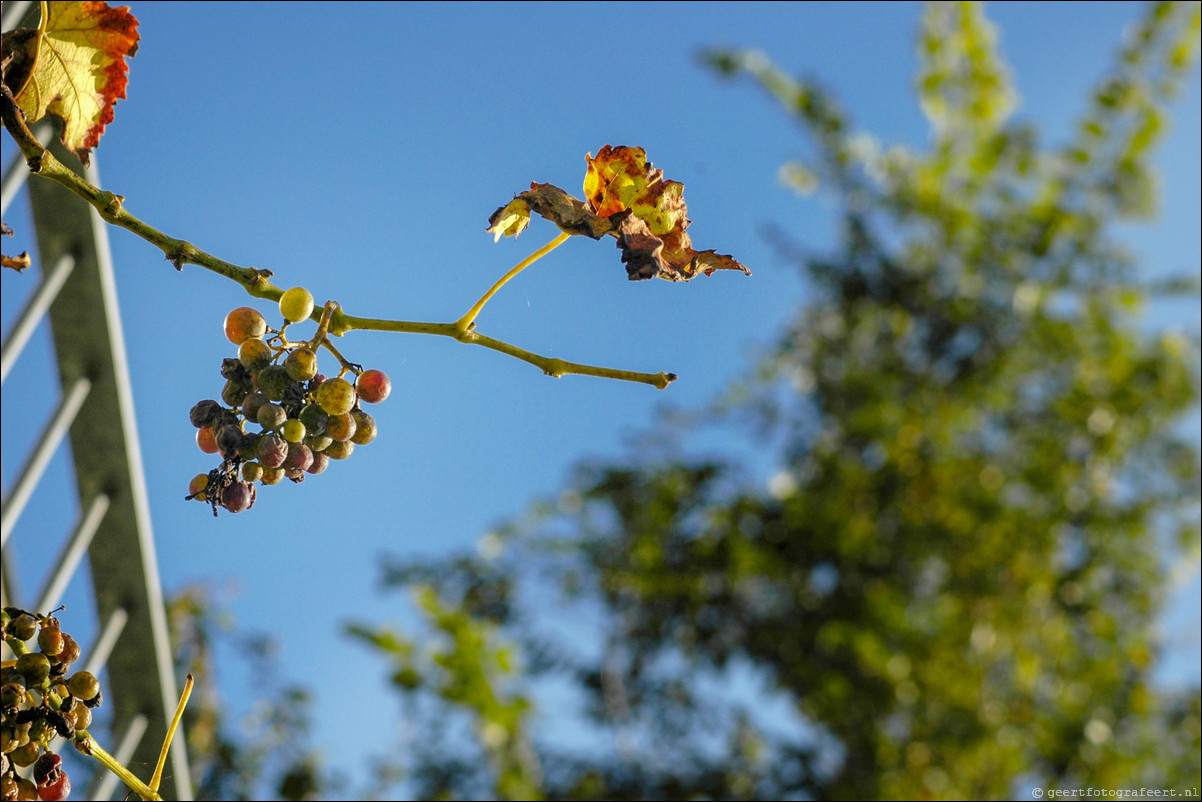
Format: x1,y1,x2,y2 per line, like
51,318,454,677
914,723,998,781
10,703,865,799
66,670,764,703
0,91,675,389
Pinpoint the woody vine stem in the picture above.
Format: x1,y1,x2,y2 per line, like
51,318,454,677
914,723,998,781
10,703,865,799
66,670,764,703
0,88,676,390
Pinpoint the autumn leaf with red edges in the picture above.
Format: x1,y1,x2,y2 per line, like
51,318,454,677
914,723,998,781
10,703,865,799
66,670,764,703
3,1,139,165
487,145,749,282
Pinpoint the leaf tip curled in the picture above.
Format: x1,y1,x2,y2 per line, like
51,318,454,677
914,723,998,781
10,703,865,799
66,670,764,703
486,198,531,243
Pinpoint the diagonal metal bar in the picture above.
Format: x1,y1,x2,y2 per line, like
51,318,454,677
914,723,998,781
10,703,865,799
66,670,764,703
0,376,91,547
34,493,111,613
1,253,76,383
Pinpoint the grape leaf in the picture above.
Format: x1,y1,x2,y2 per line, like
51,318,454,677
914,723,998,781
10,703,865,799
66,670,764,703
487,146,749,282
12,1,139,165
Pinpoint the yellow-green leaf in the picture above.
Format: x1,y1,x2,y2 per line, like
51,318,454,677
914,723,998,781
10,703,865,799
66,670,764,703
14,1,139,165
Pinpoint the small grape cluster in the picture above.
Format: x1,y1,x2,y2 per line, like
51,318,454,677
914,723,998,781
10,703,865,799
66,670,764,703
186,287,391,515
2,608,101,801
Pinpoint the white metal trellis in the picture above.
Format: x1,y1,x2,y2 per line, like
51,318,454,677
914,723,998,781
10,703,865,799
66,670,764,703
2,4,191,797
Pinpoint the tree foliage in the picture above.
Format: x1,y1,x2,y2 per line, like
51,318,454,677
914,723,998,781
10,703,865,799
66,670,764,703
357,2,1202,799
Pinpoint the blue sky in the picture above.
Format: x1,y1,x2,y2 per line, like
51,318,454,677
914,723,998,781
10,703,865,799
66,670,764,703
2,1,1199,794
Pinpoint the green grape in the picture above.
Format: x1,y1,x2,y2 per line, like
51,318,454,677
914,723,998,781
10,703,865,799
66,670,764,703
281,418,307,443
261,466,285,485
324,439,354,460
279,286,315,323
66,671,99,702
224,307,267,345
16,654,50,684
284,347,319,382
305,434,333,453
257,403,287,431
316,377,356,416
221,379,249,408
257,365,293,401
351,409,377,445
298,403,328,436
238,338,273,370
242,462,264,483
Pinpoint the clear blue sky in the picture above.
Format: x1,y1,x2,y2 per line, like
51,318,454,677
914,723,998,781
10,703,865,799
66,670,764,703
3,1,1198,794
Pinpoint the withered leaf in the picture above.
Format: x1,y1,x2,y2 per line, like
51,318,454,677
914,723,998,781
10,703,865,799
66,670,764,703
486,145,748,282
12,1,139,165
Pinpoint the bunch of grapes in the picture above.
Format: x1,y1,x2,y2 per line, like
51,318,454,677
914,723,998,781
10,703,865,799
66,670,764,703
186,288,391,515
1,608,101,801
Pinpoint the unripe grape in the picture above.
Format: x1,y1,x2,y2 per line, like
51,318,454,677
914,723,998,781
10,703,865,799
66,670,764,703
298,404,328,436
351,410,377,445
188,474,210,501
281,419,306,443
242,462,264,483
224,307,267,345
257,403,287,431
238,338,273,370
356,369,391,403
221,379,249,408
257,365,293,401
237,432,261,461
261,467,285,485
284,347,318,382
241,391,269,421
11,741,40,768
326,412,357,442
16,654,50,684
66,671,99,702
316,377,356,416
305,434,333,453
10,613,37,641
324,439,354,460
196,427,220,454
279,287,315,323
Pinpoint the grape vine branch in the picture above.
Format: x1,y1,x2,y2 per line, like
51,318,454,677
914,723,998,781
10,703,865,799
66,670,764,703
0,86,684,388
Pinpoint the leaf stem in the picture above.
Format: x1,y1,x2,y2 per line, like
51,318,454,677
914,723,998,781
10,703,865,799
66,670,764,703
150,673,193,793
455,232,570,335
0,91,675,389
75,735,162,801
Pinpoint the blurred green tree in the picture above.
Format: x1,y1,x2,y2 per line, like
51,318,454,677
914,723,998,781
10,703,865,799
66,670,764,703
168,586,325,800
349,2,1201,799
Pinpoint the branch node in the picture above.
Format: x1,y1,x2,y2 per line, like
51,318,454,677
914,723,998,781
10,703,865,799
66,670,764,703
249,267,275,289
165,241,197,270
100,191,125,219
